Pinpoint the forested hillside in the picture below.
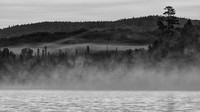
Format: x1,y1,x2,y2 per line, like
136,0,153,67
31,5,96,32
0,16,199,39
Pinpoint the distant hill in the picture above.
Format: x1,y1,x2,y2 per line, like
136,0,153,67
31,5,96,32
0,15,200,39
0,28,158,47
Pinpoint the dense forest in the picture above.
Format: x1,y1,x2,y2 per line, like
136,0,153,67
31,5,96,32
0,28,157,47
0,6,200,89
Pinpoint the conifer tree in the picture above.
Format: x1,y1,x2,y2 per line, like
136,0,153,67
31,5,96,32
157,6,179,36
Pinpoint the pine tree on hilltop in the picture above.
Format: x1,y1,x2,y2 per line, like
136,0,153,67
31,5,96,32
150,6,181,58
157,6,180,36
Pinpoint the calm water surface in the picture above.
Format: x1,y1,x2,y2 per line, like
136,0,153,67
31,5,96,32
0,90,200,112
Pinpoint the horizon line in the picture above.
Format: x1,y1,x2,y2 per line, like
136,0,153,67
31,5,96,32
0,15,198,29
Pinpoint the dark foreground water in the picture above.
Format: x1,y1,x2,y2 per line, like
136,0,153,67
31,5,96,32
0,91,200,112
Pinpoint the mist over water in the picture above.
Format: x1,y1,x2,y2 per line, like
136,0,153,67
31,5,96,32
1,53,200,91
1,1,200,111
1,40,200,90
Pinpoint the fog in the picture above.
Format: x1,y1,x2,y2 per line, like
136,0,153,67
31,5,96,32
7,44,148,54
1,52,200,91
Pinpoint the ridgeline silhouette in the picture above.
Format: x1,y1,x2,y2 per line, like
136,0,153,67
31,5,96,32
0,16,199,38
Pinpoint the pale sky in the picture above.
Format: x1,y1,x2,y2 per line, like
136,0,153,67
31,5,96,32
0,0,200,28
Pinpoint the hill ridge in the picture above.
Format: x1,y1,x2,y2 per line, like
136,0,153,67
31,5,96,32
0,15,199,39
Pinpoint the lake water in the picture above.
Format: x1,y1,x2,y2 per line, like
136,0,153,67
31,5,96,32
0,91,200,112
